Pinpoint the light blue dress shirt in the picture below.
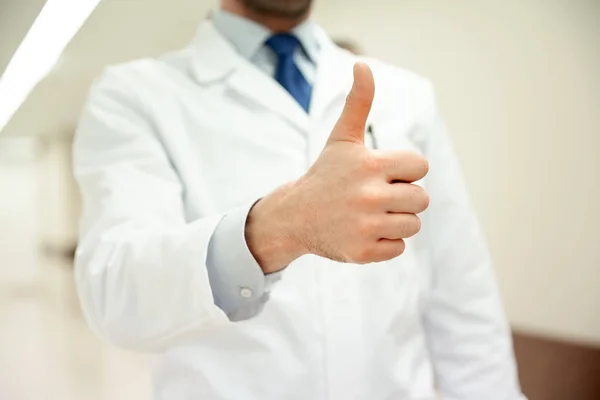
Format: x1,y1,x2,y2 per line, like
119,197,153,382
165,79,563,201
206,10,321,321
213,10,320,84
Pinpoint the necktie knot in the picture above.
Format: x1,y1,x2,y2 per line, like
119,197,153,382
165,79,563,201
266,34,300,58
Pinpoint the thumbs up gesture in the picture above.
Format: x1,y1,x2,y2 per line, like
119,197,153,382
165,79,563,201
246,63,430,272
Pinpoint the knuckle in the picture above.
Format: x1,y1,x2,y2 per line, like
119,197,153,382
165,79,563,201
357,218,380,236
361,155,384,173
385,151,402,170
359,186,385,208
354,246,376,264
345,90,358,107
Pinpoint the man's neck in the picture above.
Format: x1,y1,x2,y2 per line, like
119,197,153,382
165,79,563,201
221,2,309,32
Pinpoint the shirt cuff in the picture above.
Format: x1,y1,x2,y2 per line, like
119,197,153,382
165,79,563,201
206,200,281,321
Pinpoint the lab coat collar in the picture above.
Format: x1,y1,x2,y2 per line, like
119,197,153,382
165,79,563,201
189,20,239,83
188,20,354,132
189,20,308,132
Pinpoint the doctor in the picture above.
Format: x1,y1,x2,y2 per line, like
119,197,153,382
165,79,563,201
73,0,526,399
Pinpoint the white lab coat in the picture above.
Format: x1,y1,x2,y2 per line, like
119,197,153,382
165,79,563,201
73,20,525,400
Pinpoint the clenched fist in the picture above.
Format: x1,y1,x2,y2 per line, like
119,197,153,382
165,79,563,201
247,63,429,273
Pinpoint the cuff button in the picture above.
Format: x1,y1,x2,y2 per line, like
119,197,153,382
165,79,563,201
240,287,254,298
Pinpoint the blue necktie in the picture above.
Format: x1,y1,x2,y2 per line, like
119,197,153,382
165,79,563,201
266,34,312,112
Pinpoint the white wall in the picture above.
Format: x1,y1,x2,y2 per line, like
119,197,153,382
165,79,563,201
36,136,81,252
0,138,41,283
315,0,600,344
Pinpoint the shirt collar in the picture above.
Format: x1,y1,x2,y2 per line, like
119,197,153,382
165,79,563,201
211,9,320,64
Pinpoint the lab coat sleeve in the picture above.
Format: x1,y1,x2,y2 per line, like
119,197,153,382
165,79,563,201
417,82,526,399
207,202,283,321
73,68,266,353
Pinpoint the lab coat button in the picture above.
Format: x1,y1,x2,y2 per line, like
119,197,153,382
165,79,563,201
240,287,254,298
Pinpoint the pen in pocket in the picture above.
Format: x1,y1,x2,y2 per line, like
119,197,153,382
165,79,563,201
366,124,378,149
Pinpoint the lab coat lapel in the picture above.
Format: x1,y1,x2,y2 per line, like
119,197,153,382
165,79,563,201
228,64,309,132
188,20,309,133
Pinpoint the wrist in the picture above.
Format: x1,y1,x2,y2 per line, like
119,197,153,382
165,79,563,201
245,182,307,274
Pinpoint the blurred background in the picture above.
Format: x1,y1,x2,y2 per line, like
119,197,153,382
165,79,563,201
0,0,598,399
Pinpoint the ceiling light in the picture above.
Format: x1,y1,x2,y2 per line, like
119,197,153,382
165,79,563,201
0,0,103,135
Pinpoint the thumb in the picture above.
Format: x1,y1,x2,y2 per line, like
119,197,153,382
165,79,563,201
328,62,375,144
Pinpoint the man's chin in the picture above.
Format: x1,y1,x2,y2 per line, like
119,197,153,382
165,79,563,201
241,0,312,19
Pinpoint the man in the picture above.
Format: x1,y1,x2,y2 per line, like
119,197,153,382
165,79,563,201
73,0,526,399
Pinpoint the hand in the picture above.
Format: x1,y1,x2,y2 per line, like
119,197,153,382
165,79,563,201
246,62,430,273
